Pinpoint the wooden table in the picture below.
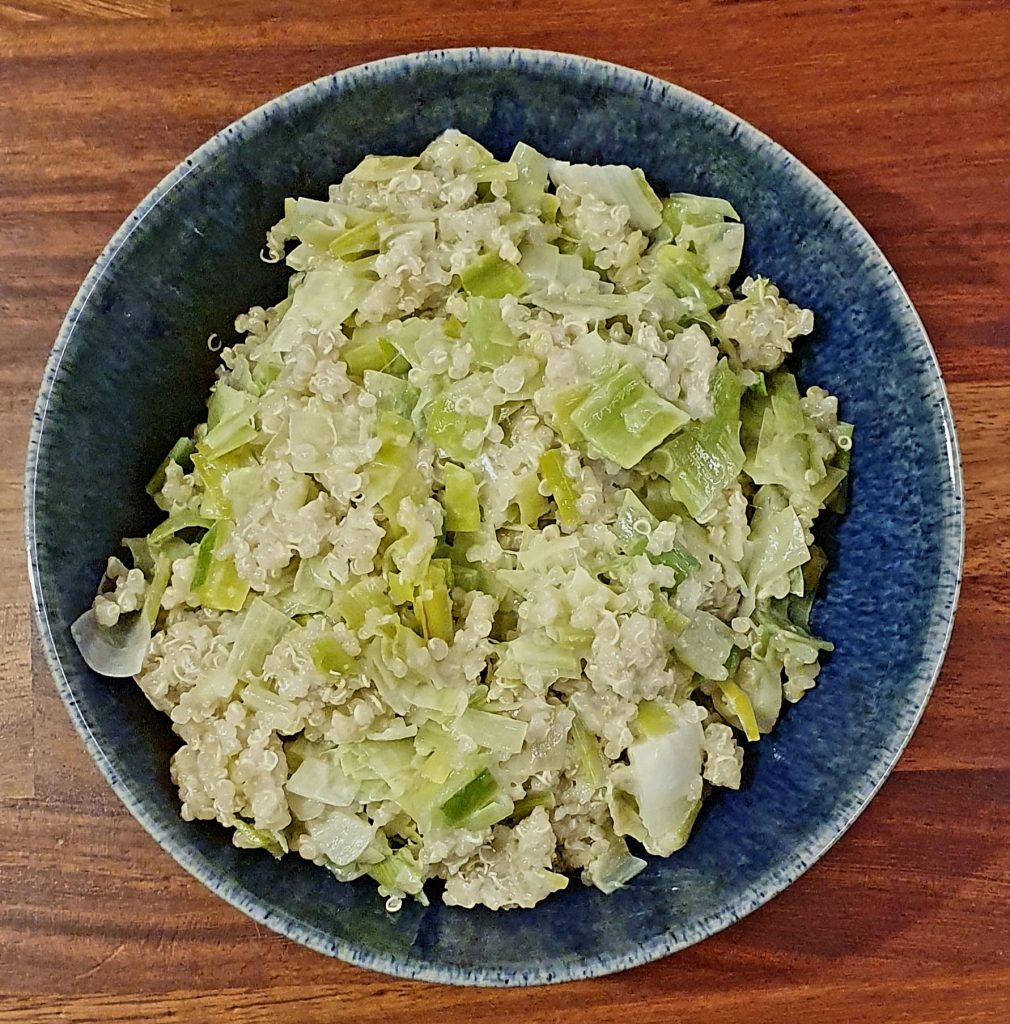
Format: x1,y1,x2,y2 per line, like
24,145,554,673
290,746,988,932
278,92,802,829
2,1,1007,1020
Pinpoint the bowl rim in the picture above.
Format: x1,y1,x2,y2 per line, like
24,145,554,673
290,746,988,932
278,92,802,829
24,45,965,987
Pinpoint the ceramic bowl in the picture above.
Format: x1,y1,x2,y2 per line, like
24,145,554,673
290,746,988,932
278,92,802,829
25,47,963,985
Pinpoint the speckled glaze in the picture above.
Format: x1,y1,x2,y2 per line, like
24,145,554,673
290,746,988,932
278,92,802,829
25,48,963,986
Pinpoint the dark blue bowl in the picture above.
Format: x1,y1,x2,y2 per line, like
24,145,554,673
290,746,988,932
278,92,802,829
25,48,963,985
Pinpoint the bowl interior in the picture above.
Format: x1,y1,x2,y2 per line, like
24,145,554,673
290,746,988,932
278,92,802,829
27,49,962,985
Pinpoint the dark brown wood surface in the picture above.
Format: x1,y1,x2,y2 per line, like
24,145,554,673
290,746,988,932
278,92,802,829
2,2,1008,1020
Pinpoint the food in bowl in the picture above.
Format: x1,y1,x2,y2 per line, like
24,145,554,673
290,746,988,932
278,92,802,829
72,130,852,912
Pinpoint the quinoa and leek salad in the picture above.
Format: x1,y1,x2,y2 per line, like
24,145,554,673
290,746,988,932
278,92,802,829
73,131,852,912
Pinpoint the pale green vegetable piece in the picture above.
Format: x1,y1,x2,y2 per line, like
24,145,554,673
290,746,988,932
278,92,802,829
614,708,705,856
190,597,292,706
652,359,745,517
71,608,150,678
570,715,606,790
442,462,480,532
148,511,214,547
146,437,195,498
267,262,371,352
346,154,419,181
425,386,488,461
672,611,736,680
191,523,249,612
506,141,550,211
459,253,526,298
538,449,580,529
654,244,724,311
570,363,690,469
456,708,528,755
465,295,515,368
547,159,663,230
286,755,359,807
587,837,648,895
745,504,810,601
306,810,375,866
231,818,287,858
714,678,761,742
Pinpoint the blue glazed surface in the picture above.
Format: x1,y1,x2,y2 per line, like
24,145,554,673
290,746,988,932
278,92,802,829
25,48,963,986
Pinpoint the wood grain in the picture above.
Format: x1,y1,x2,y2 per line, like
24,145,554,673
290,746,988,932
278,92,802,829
0,0,169,22
1,1,1007,1020
0,603,33,799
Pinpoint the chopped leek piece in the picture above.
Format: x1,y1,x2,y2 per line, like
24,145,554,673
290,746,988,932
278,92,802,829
413,563,454,643
367,849,428,902
570,715,606,790
665,192,740,226
672,611,735,680
538,449,580,530
498,632,583,682
286,754,358,807
241,682,298,721
331,578,392,633
343,335,410,377
310,635,355,676
425,388,487,461
456,708,528,755
655,244,723,310
547,159,663,230
145,437,196,497
570,363,690,469
613,490,699,583
141,538,189,626
651,599,691,636
306,810,374,866
614,708,705,856
328,218,381,259
231,818,286,859
514,471,548,526
507,141,550,212
190,521,219,591
442,462,480,532
148,511,213,547
463,794,515,830
753,597,834,653
441,768,498,826
715,679,761,742
122,536,155,576
652,360,744,517
225,598,292,678
653,544,700,585
364,428,423,510
192,522,249,611
465,295,515,369
346,154,419,181
511,788,556,822
191,446,254,520
363,370,419,417
202,387,258,456
546,383,592,444
459,252,527,299
745,504,810,601
587,838,647,894
613,490,655,556
635,699,673,739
